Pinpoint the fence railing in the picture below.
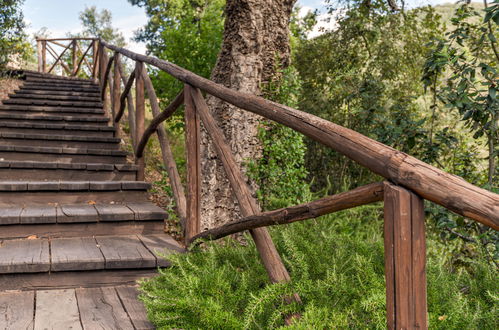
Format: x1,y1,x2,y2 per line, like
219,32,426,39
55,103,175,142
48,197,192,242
34,37,499,329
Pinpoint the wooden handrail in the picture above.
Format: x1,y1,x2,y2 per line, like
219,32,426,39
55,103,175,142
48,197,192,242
100,54,115,100
135,90,184,158
189,182,385,244
100,40,499,229
115,70,135,122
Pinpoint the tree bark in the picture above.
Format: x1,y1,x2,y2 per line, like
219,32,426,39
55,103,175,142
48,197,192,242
201,0,297,229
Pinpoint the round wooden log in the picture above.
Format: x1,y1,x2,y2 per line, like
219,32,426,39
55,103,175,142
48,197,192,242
189,182,384,244
101,40,499,229
115,70,135,123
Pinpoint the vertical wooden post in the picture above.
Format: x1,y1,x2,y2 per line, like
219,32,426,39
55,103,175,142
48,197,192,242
41,41,47,73
36,39,43,72
72,40,78,76
112,53,122,138
92,40,99,80
184,85,201,243
100,49,112,118
99,43,106,90
135,61,146,181
384,182,427,330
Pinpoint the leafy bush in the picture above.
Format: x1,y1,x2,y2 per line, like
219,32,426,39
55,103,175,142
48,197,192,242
139,205,498,329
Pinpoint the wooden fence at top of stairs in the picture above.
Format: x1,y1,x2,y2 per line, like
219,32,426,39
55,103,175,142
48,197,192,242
31,37,499,329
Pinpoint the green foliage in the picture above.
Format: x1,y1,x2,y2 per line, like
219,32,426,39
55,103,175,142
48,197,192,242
248,66,311,210
295,1,446,193
422,0,499,186
0,0,31,69
78,6,126,46
140,205,498,328
129,0,225,103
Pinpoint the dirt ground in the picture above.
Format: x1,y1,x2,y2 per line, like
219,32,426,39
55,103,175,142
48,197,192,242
0,78,22,101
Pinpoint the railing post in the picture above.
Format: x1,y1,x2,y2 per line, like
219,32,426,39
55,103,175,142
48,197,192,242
112,53,121,138
36,39,42,72
383,182,427,330
184,85,201,242
72,40,78,76
41,41,46,73
92,40,99,80
135,61,146,181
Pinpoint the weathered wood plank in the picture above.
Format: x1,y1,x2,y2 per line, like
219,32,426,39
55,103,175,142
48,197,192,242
0,291,34,329
135,61,146,181
0,238,50,273
0,207,22,224
96,235,156,269
76,287,134,330
20,206,57,224
139,235,185,267
126,203,167,221
94,203,135,221
102,41,499,229
115,286,154,330
184,85,201,243
57,204,99,223
190,182,384,243
51,237,105,271
34,289,82,330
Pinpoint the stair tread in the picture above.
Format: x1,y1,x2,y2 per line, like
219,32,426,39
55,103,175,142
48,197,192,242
0,202,166,225
2,99,103,108
9,93,100,102
0,181,151,192
0,145,127,156
0,234,182,274
0,112,109,122
0,121,114,131
0,160,136,172
0,104,104,113
0,132,120,143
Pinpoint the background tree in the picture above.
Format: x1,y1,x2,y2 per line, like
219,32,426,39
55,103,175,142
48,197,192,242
129,0,225,103
79,6,126,46
0,0,30,70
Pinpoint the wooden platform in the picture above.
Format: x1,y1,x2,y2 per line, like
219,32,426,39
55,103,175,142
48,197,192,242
0,286,154,329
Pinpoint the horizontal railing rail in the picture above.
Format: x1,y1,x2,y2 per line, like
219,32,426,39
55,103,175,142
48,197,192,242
34,37,499,329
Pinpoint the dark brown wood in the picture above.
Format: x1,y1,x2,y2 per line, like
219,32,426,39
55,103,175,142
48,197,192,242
140,70,187,225
190,87,293,285
41,40,46,73
92,40,99,80
76,287,134,329
34,289,82,330
117,63,137,146
46,43,71,75
37,39,43,72
115,286,155,330
96,235,156,269
72,40,77,76
184,85,201,242
135,61,146,181
74,42,93,77
37,37,99,41
0,269,159,291
115,70,135,123
50,237,105,271
0,291,35,329
0,238,50,273
384,182,427,330
112,52,122,137
190,182,384,243
135,90,184,158
100,53,114,100
101,41,499,229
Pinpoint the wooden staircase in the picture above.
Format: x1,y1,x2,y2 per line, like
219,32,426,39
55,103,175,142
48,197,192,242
0,71,183,325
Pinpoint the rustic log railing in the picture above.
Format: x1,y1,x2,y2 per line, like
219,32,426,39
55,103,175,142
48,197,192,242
35,37,499,329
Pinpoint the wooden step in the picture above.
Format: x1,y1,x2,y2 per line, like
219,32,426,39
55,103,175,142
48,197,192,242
2,98,103,108
9,93,101,102
0,112,109,124
25,77,97,86
0,132,121,149
0,104,105,115
15,89,100,98
0,121,115,137
21,85,100,94
23,71,96,84
0,160,137,181
0,234,182,274
22,81,99,90
0,145,128,164
0,180,151,192
0,202,166,225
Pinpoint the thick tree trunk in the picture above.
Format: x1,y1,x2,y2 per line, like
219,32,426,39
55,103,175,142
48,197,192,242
200,0,296,229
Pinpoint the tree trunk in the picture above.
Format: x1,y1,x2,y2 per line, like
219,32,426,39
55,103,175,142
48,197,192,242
200,0,296,229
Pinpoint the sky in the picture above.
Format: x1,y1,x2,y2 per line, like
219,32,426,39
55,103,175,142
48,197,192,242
23,0,454,53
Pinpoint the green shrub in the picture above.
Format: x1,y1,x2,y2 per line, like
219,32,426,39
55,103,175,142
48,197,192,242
139,205,498,329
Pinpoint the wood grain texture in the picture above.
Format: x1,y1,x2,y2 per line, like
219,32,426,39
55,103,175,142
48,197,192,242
102,40,499,229
115,286,154,330
139,234,185,267
190,87,292,285
0,238,50,273
135,61,146,181
0,291,34,329
141,70,186,226
190,182,384,243
184,85,201,242
76,287,134,330
96,235,156,269
51,237,105,271
112,52,122,137
34,289,82,330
